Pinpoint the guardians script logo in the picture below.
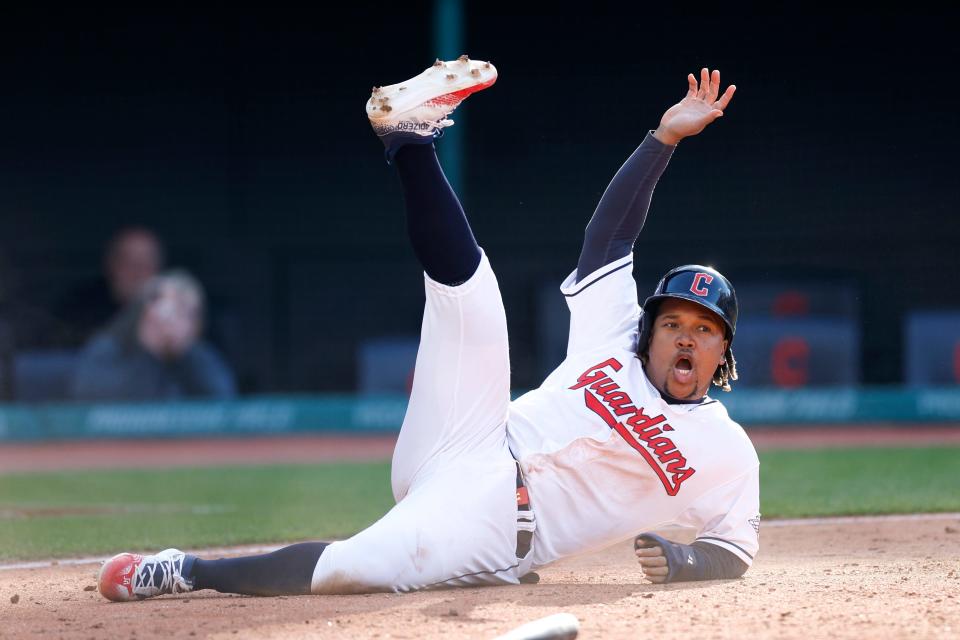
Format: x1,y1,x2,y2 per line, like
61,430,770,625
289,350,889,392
569,358,695,496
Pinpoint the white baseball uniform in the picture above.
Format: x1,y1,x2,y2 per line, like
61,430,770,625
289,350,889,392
310,251,759,594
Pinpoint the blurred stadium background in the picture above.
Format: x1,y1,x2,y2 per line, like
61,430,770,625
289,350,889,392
0,4,957,443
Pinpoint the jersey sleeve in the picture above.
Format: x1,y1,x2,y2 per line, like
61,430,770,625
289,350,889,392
678,465,761,566
559,254,641,356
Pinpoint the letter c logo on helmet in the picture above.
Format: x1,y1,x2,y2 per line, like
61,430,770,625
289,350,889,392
690,273,714,297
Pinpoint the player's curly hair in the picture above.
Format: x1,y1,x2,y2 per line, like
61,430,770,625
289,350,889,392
713,347,738,392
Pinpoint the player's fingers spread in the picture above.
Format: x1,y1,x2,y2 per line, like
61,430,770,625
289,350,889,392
708,69,721,101
716,84,736,110
698,67,710,99
686,73,697,97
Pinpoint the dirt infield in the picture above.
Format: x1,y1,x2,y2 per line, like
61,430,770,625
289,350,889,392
1,514,958,639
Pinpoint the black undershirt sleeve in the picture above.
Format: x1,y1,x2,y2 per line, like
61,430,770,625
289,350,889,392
635,533,748,582
575,133,676,282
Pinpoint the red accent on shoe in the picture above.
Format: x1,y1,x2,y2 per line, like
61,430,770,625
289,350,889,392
98,553,142,602
425,75,498,108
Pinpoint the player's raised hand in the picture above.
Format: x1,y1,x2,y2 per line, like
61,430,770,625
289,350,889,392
653,68,736,146
635,542,670,583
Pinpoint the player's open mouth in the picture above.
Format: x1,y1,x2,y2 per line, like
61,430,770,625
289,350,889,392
672,356,694,384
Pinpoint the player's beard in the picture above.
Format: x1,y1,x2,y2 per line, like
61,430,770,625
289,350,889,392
661,375,702,400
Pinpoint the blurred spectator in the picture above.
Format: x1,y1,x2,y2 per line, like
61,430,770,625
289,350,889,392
56,227,165,345
70,270,236,401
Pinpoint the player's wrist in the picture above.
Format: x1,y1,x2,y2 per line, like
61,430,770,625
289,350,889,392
652,125,681,146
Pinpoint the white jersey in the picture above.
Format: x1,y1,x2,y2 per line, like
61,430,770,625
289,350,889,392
507,255,760,569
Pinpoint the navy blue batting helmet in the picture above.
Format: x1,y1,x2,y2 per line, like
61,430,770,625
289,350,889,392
641,264,738,343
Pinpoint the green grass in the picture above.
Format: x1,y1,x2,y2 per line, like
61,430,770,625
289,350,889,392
759,446,960,518
1,447,958,561
0,462,394,561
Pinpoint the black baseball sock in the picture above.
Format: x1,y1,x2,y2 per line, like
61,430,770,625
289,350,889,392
394,142,482,286
184,542,328,596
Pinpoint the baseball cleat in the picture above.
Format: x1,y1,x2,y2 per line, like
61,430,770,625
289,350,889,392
366,55,497,161
97,548,195,602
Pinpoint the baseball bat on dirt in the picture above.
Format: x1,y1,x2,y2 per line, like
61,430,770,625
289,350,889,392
492,613,580,640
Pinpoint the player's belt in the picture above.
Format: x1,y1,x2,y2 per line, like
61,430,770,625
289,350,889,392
515,462,533,559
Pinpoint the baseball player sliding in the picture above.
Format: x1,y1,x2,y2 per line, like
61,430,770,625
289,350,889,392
98,57,759,601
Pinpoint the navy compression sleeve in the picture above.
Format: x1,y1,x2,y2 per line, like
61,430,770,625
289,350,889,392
635,533,748,582
575,132,675,282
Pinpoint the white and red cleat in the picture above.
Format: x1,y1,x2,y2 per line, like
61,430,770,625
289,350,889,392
366,55,497,160
98,549,194,602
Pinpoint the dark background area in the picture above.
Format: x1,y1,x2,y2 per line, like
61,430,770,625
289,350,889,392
0,5,955,392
